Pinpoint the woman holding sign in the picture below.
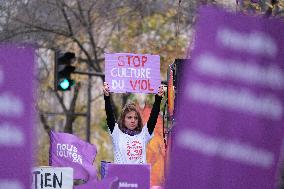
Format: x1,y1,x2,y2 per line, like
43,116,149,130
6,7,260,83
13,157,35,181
103,82,164,164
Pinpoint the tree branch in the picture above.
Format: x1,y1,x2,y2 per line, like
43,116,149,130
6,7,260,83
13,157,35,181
39,113,51,134
64,82,81,133
48,86,68,113
57,0,74,36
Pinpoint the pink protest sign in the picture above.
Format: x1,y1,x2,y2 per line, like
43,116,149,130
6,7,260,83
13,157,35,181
0,44,35,189
166,6,284,189
105,53,161,94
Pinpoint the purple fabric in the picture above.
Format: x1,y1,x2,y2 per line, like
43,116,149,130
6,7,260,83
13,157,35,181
0,44,35,189
166,6,284,189
105,53,161,94
103,163,151,189
74,177,119,189
49,131,97,181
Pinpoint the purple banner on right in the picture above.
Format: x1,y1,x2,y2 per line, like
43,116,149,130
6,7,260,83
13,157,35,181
166,6,284,189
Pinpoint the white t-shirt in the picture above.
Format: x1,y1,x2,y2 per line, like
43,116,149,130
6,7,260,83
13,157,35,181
109,123,154,164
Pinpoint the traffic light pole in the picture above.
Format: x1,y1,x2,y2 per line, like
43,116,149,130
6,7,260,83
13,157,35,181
72,69,105,142
42,112,87,116
54,50,105,142
74,70,104,77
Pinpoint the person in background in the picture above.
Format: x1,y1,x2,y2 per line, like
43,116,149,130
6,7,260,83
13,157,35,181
102,82,164,164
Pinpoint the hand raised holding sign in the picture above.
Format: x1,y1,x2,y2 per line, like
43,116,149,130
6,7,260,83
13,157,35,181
102,81,164,164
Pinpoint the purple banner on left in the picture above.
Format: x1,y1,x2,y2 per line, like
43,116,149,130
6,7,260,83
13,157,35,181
0,45,35,189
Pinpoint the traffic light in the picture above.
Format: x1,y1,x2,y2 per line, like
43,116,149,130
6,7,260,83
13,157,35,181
54,51,76,91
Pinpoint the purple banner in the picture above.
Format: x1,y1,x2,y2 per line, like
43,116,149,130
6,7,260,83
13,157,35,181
105,53,160,94
49,131,97,181
166,6,284,189
0,45,35,189
75,177,119,189
103,163,151,189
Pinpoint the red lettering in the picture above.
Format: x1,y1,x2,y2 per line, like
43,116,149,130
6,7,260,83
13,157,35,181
133,56,140,67
148,79,154,91
117,56,125,66
141,80,147,90
130,80,139,90
130,79,154,91
126,55,133,66
141,56,147,67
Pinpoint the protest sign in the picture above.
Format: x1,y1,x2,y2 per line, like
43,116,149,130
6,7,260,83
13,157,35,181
74,176,119,189
105,53,160,94
102,162,151,189
49,131,97,181
166,6,284,189
0,45,35,189
32,167,73,189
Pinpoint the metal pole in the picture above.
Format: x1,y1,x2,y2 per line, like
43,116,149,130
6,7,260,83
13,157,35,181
41,112,87,116
74,70,104,76
86,67,92,142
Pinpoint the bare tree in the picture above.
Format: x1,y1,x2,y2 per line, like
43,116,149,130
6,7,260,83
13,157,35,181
0,0,119,133
0,0,193,134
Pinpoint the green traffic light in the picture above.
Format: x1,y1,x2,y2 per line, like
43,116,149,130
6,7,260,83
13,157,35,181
59,79,70,90
59,79,75,90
